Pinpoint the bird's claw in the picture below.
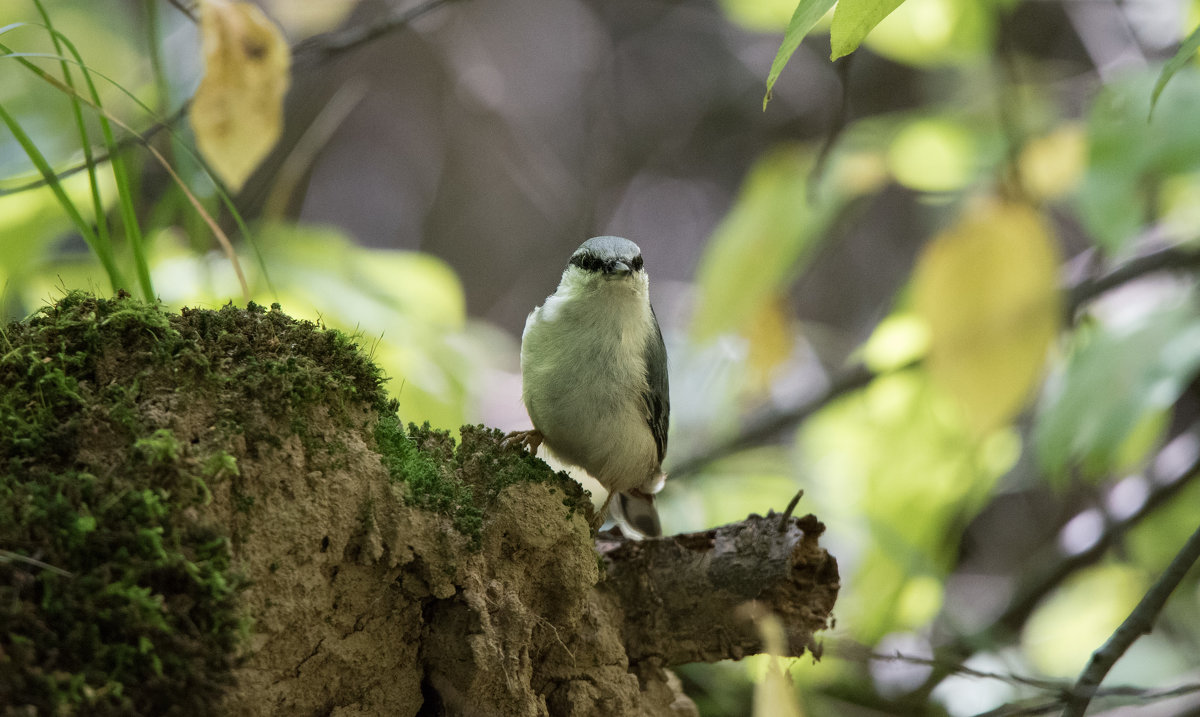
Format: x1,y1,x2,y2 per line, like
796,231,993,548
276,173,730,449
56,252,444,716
501,429,543,456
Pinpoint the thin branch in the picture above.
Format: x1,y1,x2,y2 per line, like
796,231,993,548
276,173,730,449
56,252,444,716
982,682,1200,717
835,645,1200,716
1062,520,1200,716
0,105,186,197
668,361,882,481
165,0,197,23
908,439,1200,702
291,0,453,62
808,52,854,198
1066,244,1200,317
777,489,804,532
993,8,1032,203
998,446,1200,637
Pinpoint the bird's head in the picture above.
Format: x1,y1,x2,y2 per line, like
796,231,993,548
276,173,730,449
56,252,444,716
566,236,646,284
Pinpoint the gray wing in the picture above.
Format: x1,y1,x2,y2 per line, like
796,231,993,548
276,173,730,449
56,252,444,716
641,307,670,466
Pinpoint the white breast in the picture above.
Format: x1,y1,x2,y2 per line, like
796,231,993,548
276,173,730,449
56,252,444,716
520,274,660,494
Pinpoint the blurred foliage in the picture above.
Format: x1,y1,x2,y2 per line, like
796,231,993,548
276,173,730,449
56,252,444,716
1080,71,1200,251
1036,303,1200,478
691,145,841,342
914,199,1060,435
4,0,1200,715
801,368,1017,641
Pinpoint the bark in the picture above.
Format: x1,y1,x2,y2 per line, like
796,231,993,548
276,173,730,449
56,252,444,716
598,513,839,666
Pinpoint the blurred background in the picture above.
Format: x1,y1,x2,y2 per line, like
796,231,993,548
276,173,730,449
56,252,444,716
3,0,1200,713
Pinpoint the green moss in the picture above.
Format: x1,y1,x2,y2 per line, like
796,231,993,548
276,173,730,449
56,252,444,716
0,291,391,715
375,416,482,544
202,451,239,479
134,429,181,465
374,418,590,549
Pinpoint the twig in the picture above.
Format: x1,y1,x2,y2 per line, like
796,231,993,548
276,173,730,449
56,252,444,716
0,105,186,197
996,448,1200,637
777,489,804,533
981,679,1200,717
165,0,197,23
808,53,854,199
1061,520,1200,716
835,644,1200,716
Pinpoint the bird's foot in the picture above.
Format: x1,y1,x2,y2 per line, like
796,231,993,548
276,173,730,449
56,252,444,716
590,491,615,533
501,428,543,456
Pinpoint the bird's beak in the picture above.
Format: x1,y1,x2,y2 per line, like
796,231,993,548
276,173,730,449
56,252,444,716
608,260,632,276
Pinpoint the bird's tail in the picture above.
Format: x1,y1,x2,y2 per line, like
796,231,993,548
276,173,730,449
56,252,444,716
611,489,661,539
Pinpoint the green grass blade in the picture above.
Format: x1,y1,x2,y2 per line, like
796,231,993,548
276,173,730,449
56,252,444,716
29,5,125,294
41,24,155,301
0,102,124,291
1,45,271,296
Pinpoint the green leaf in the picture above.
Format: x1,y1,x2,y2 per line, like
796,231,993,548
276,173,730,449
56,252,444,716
1035,306,1200,477
1150,23,1200,118
830,0,905,60
1077,70,1200,252
763,0,838,110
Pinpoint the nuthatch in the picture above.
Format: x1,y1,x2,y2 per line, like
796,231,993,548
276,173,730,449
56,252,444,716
505,236,669,536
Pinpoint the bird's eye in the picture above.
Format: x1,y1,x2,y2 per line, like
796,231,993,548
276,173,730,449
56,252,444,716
631,256,644,271
569,254,603,272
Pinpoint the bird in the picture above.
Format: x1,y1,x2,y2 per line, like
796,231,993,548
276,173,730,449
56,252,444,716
504,236,670,537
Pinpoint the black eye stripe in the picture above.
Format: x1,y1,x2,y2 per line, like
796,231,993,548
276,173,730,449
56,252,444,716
569,254,645,273
569,254,604,272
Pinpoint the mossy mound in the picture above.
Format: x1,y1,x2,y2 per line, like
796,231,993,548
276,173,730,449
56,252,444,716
0,292,590,715
1,291,682,717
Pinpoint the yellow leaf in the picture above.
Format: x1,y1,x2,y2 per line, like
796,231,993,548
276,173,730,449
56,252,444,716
742,606,805,717
1018,124,1086,200
191,0,290,190
913,200,1061,434
744,297,795,398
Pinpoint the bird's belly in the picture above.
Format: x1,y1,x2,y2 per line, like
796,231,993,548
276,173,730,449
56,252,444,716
527,378,657,494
